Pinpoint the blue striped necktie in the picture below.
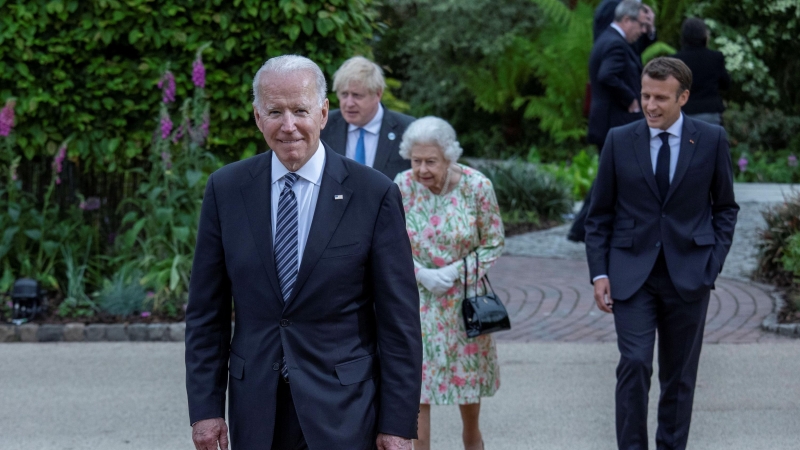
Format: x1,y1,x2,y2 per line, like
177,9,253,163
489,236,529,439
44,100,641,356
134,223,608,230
274,172,299,380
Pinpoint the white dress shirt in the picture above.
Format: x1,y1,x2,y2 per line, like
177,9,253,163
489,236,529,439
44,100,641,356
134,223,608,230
592,114,684,283
649,113,683,182
610,22,626,39
271,142,325,267
345,104,384,167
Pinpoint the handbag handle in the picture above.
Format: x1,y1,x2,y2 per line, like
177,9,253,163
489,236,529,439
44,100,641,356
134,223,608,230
463,251,496,301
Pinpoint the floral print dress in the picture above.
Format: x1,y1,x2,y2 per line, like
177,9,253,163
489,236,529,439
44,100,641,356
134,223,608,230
394,164,505,405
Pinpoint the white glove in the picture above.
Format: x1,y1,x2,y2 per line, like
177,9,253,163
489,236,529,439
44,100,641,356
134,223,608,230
415,263,459,296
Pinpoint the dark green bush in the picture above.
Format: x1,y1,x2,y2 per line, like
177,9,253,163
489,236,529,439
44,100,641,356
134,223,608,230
0,0,377,169
755,193,800,288
471,160,573,224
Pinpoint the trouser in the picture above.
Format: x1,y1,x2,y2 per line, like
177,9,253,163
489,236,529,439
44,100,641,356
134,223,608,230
612,253,710,450
271,378,308,450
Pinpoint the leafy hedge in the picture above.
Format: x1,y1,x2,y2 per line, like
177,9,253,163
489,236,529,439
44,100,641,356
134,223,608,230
0,0,377,170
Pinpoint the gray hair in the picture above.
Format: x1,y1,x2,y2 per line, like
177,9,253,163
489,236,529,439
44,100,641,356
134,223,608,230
332,56,386,95
252,55,327,111
398,116,463,163
614,0,644,22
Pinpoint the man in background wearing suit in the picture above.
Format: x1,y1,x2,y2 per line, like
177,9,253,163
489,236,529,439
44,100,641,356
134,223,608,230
321,56,415,181
569,0,650,242
585,57,738,450
186,55,422,450
593,0,656,54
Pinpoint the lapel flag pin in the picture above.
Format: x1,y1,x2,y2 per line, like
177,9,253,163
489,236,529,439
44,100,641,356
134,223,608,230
690,139,695,144
334,195,343,200
388,132,396,141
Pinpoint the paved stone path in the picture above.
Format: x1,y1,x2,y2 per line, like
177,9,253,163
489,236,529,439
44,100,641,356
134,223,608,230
491,183,799,344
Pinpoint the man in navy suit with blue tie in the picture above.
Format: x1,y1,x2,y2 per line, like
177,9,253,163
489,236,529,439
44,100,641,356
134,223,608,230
585,57,739,449
185,55,422,450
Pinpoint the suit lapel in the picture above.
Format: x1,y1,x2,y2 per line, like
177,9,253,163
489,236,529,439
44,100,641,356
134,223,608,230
632,121,661,201
284,145,352,306
372,106,397,174
240,152,284,302
664,116,699,205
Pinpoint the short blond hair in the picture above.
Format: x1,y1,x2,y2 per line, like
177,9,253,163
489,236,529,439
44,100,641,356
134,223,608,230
332,56,386,95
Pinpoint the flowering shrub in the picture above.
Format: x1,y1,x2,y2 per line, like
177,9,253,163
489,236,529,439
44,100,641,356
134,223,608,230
733,149,800,184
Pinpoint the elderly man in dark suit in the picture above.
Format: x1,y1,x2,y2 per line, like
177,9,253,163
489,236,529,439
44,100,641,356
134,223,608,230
321,56,415,181
569,0,650,243
585,57,738,450
593,0,656,54
186,55,422,450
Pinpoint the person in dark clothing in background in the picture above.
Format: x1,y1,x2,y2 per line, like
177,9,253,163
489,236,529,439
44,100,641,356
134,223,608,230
593,0,657,54
674,17,730,126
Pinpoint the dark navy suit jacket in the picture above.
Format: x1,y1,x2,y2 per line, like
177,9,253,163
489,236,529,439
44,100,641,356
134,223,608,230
585,117,739,301
185,144,422,449
588,27,645,147
321,106,414,181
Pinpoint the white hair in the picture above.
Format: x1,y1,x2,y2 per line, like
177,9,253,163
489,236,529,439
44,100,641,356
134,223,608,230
398,116,463,163
332,56,386,95
615,0,644,22
252,55,327,111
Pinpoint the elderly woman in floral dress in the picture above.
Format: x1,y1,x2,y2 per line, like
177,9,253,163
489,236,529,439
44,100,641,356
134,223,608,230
394,116,504,450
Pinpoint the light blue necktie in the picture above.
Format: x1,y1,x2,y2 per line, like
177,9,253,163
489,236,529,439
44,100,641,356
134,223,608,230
355,128,366,164
274,172,299,380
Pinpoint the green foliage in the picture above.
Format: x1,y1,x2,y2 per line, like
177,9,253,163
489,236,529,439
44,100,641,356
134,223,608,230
733,149,800,184
755,192,800,288
471,160,573,223
539,148,599,200
96,266,149,317
724,102,800,152
57,240,98,317
513,0,594,144
640,41,677,65
688,0,800,113
781,233,800,281
650,0,695,48
375,0,548,158
0,0,378,168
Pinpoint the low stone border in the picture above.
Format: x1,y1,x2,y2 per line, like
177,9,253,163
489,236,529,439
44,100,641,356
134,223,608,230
761,291,800,338
0,322,186,343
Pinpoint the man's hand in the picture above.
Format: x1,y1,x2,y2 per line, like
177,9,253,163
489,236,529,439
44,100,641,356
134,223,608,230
192,418,229,450
376,433,412,450
628,99,641,113
593,278,613,314
641,4,656,35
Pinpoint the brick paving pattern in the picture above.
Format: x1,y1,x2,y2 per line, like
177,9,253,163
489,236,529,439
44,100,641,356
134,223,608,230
488,256,786,344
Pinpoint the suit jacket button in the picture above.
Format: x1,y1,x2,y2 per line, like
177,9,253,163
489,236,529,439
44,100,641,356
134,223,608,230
655,241,661,248
661,213,666,218
272,362,280,371
280,319,290,327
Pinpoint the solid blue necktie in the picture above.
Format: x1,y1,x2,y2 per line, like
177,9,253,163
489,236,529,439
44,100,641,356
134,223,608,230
275,172,299,380
656,132,671,201
355,128,366,164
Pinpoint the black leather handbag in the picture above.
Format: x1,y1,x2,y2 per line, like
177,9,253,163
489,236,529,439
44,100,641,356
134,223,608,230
461,252,511,338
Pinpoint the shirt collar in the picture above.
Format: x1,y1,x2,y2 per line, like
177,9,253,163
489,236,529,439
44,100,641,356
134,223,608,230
649,113,684,140
347,103,384,135
610,23,627,39
271,141,326,187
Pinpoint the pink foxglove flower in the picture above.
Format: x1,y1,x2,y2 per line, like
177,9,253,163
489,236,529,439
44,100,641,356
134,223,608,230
0,99,15,137
737,157,748,173
789,155,797,167
192,55,206,88
79,197,101,211
161,151,172,170
157,71,176,104
53,144,67,184
160,113,173,140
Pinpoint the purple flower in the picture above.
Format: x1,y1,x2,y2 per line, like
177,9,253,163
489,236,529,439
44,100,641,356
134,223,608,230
160,113,173,140
789,155,798,167
738,157,748,172
157,71,176,104
192,56,206,88
79,197,101,211
0,99,15,137
146,291,155,298
140,311,151,318
5,301,12,309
